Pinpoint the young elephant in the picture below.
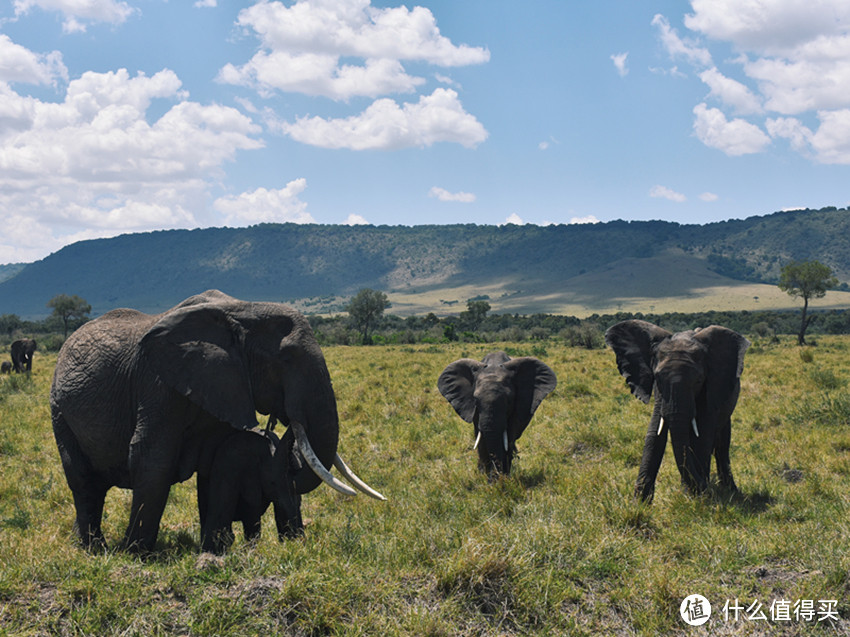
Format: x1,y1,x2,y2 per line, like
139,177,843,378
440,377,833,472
605,320,750,501
197,426,303,554
1,361,11,374
438,351,557,478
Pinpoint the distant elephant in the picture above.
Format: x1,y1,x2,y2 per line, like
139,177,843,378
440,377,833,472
51,290,385,552
1,361,11,374
438,351,557,478
198,426,302,554
605,320,750,501
11,338,36,373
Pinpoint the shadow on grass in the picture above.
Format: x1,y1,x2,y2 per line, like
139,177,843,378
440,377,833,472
709,485,775,515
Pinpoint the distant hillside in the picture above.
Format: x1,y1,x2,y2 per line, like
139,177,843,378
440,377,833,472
2,207,850,319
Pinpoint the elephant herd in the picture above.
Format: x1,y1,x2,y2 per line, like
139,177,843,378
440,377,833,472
48,290,750,555
1,338,37,374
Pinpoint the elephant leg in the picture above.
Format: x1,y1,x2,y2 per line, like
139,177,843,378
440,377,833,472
123,479,172,552
197,473,210,540
714,417,737,492
53,411,108,548
634,407,667,502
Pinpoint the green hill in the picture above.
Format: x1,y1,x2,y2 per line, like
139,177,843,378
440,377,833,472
2,207,850,319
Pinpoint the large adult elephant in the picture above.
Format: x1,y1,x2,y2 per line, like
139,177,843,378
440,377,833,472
50,290,384,552
438,351,557,478
11,338,36,373
605,320,750,502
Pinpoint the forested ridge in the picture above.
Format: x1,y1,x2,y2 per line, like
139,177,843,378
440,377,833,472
1,206,850,318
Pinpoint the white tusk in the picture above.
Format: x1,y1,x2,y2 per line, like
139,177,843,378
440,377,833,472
692,417,699,438
333,453,387,501
473,431,482,450
657,417,665,436
503,431,509,452
291,421,357,497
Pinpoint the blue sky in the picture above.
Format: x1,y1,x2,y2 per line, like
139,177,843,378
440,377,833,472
2,0,850,263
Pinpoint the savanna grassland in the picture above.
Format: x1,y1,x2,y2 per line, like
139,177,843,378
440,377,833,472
1,338,849,636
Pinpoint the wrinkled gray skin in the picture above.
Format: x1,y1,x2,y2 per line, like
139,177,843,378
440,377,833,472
11,338,36,373
50,290,340,552
198,427,302,554
438,351,557,478
605,320,750,502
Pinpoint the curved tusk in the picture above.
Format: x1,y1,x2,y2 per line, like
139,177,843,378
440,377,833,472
291,421,357,497
333,453,387,501
692,417,699,438
657,417,665,436
503,430,509,452
473,431,482,450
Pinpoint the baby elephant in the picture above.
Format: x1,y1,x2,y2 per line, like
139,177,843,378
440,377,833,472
198,427,303,554
1,361,11,374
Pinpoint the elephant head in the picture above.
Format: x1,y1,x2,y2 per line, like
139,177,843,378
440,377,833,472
438,351,557,478
141,290,384,498
605,320,750,500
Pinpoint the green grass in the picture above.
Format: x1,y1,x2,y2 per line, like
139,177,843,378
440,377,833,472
1,340,849,635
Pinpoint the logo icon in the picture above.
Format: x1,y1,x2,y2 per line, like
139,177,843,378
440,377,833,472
680,594,711,626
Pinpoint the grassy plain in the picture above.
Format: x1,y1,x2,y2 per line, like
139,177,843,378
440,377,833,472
1,338,849,635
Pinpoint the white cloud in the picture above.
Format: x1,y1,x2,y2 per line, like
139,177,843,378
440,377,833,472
428,186,475,203
699,192,719,202
0,35,68,86
13,0,136,32
214,179,314,225
221,0,489,101
195,0,216,7
279,88,487,150
0,66,263,262
659,1,850,163
649,185,687,202
692,103,771,155
344,213,369,225
699,67,762,114
611,52,629,77
568,215,600,224
503,213,524,225
652,14,713,68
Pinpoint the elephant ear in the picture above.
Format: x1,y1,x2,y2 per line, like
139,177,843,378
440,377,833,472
437,359,482,423
140,304,258,430
693,325,751,411
604,320,672,404
504,357,557,439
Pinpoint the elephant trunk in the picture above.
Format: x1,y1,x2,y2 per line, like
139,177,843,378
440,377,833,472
284,350,340,495
666,412,706,493
476,405,511,478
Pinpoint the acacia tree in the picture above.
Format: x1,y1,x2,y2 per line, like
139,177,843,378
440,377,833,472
47,294,92,338
778,260,838,345
346,289,390,344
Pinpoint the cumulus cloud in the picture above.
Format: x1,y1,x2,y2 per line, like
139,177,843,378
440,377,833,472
278,88,488,150
699,192,719,202
699,67,762,114
649,185,687,202
214,179,314,225
344,213,369,225
503,213,524,225
657,1,850,163
13,0,136,32
428,186,475,203
0,65,263,262
568,215,600,224
652,14,713,68
0,35,67,86
611,53,629,77
220,0,489,100
693,103,771,155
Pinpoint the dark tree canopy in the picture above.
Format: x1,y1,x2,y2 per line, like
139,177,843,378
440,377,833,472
778,260,838,345
346,289,390,345
47,294,92,338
